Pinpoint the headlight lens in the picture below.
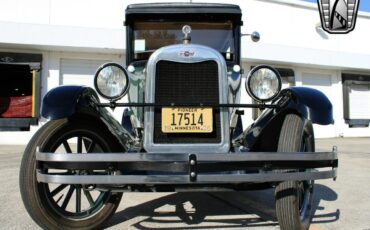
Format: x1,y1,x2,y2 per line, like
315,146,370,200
246,65,282,102
94,63,129,100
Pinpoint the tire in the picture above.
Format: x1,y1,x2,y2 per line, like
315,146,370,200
19,119,123,230
275,114,315,230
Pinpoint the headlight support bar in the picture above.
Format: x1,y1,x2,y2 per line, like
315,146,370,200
96,102,280,109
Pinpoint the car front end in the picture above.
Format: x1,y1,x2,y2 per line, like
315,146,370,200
20,3,338,230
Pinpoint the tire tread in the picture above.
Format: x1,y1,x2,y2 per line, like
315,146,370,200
275,114,310,230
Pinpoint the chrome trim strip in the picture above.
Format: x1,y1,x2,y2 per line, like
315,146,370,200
36,151,337,162
144,44,230,153
37,169,337,184
196,152,337,161
197,170,337,183
36,152,189,162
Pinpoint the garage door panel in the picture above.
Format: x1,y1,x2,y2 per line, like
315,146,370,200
302,72,335,138
61,59,108,88
302,73,332,98
60,58,126,121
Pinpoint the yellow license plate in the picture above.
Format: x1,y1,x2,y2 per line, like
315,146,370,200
161,107,213,133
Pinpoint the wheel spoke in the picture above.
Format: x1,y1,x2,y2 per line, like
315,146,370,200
77,136,83,153
298,182,304,209
55,194,64,204
61,186,74,210
51,184,68,197
62,141,72,153
95,192,106,205
86,141,96,153
83,190,95,207
76,186,81,213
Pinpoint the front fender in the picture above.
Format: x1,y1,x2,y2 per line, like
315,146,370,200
41,85,135,149
41,86,98,120
239,86,334,151
286,87,333,125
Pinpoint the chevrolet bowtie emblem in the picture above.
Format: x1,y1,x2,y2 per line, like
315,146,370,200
318,0,360,34
0,56,14,63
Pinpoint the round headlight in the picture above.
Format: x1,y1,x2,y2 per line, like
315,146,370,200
245,65,282,102
94,63,129,101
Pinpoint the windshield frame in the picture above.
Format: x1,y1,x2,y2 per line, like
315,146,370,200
126,20,241,66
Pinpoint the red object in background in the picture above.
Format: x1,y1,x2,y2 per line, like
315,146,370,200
0,96,32,118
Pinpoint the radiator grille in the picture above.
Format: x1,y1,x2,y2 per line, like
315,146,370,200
153,60,221,144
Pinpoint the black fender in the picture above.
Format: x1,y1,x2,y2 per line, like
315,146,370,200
41,86,97,119
240,86,333,151
41,85,135,149
285,87,333,125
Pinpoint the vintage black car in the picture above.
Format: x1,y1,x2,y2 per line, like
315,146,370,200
19,3,338,230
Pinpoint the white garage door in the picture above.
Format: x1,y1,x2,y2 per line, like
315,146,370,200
61,59,108,88
302,72,336,138
302,73,332,98
60,58,127,121
348,83,370,120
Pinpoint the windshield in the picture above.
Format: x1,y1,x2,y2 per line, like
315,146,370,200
132,21,235,61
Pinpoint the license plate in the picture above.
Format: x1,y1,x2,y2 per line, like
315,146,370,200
161,107,213,133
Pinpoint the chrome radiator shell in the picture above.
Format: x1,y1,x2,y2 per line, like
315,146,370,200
143,44,230,153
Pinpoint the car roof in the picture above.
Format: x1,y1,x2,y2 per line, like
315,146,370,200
125,3,242,25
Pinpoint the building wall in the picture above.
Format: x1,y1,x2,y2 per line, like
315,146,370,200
0,0,370,144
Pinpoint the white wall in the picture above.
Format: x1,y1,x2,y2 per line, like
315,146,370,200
0,0,125,28
238,0,370,70
0,0,126,52
1,0,370,143
1,0,370,69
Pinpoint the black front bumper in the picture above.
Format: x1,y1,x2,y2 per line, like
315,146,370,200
36,148,338,185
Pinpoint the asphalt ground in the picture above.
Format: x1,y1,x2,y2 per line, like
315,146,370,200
0,138,369,230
